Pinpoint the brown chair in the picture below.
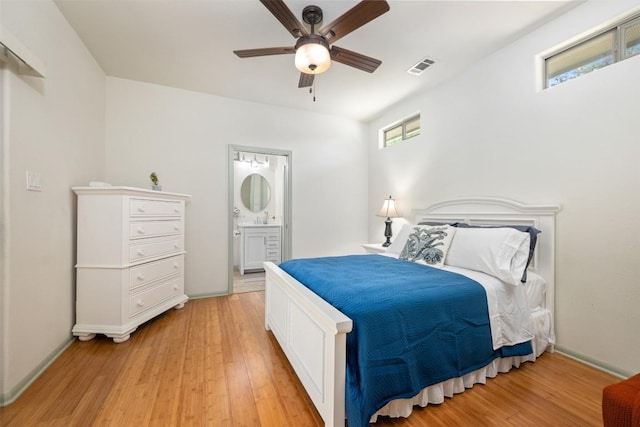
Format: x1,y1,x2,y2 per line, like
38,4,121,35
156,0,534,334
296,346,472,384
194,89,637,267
603,374,640,427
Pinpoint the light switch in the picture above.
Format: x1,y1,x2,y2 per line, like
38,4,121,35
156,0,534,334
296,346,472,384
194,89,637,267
26,171,42,192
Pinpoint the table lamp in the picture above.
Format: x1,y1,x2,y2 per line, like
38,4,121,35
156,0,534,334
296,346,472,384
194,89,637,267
377,195,400,247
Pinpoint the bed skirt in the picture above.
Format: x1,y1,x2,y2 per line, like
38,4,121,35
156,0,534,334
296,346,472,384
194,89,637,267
371,308,554,421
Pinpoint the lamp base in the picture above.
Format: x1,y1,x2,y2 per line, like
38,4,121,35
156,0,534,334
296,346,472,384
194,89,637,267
382,217,393,247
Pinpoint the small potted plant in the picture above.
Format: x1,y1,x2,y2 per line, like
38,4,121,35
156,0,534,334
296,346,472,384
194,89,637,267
150,172,161,191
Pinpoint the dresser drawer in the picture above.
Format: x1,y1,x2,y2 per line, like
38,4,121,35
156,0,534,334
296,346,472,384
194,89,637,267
130,237,182,262
266,232,280,250
129,220,182,240
129,276,183,318
130,198,183,217
266,248,281,263
129,255,183,290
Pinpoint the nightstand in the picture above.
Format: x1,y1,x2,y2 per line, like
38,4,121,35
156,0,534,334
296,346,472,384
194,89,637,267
361,243,388,254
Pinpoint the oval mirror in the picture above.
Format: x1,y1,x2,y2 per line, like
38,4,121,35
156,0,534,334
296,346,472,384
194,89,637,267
240,174,271,212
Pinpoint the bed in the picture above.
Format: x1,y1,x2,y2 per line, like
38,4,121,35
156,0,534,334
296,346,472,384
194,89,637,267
263,197,560,426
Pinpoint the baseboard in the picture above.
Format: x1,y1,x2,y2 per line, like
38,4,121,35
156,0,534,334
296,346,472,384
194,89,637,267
188,291,229,300
555,345,631,379
0,337,75,407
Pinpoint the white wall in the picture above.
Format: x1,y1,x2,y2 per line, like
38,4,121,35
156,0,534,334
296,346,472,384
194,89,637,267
0,0,106,403
105,77,368,297
368,0,640,376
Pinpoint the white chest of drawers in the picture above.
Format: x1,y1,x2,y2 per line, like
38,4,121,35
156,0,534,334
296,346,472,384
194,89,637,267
72,186,191,343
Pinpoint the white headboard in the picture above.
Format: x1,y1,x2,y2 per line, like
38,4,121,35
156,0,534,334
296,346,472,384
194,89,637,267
414,197,561,319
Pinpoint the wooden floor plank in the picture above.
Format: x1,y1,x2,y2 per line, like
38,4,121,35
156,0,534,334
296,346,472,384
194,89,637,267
0,291,620,426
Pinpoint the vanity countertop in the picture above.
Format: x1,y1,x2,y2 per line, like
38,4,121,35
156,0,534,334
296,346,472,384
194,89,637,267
238,223,281,228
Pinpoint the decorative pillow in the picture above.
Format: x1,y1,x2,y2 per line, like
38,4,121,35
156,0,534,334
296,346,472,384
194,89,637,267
386,223,415,254
399,225,456,268
444,227,530,286
453,224,541,282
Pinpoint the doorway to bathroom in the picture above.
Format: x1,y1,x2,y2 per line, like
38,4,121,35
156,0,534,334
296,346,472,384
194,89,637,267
228,145,291,294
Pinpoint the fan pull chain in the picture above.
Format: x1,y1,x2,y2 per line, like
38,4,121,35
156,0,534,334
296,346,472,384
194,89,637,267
312,78,316,102
307,78,317,102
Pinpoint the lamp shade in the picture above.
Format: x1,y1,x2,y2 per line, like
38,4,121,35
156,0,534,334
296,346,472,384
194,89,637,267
295,36,331,74
377,196,400,218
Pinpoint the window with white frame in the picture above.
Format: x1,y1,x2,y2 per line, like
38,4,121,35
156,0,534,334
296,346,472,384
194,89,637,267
622,16,640,57
381,114,420,148
544,13,640,88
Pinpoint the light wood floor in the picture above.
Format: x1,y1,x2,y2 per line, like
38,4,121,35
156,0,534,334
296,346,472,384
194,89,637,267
0,292,619,426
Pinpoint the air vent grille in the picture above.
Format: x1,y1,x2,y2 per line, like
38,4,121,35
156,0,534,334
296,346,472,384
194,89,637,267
407,57,435,75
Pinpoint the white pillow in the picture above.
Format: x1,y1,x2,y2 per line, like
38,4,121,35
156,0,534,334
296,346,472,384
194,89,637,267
444,227,530,285
524,271,547,311
398,225,456,268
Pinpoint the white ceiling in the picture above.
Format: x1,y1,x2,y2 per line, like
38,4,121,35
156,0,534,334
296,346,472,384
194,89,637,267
54,0,580,122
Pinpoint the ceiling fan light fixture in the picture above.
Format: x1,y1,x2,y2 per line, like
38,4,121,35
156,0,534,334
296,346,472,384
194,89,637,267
295,35,331,75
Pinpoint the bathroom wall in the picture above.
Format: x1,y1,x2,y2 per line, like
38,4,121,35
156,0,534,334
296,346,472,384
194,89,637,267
233,153,284,224
232,152,286,269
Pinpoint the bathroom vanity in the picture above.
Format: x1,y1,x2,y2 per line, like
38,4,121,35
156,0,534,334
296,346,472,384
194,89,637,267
239,224,281,275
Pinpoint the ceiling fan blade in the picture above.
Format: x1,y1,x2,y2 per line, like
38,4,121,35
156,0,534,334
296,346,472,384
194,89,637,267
319,0,390,44
298,73,314,88
260,0,309,38
234,47,295,58
330,46,382,73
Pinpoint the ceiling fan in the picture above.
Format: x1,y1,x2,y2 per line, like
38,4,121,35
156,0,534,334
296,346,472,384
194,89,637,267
234,0,390,88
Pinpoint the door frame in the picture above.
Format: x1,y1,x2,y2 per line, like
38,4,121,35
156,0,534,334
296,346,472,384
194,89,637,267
228,145,292,294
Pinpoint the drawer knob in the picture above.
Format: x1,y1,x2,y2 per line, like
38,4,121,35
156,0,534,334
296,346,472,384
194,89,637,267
173,285,179,290
174,225,180,231
137,249,145,256
137,227,145,234
137,273,145,280
174,207,180,213
174,244,180,249
137,206,145,213
173,263,179,269
136,300,145,307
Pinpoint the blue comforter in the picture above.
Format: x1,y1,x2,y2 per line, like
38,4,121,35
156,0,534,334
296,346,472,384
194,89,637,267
279,255,532,427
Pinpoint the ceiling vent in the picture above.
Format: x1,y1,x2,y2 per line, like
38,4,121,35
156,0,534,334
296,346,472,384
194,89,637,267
407,57,435,75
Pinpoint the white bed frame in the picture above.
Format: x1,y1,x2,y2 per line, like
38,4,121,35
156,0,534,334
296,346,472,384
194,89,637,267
264,197,560,427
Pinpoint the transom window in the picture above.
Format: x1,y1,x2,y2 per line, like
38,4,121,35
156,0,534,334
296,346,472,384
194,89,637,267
381,114,420,148
544,13,640,88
